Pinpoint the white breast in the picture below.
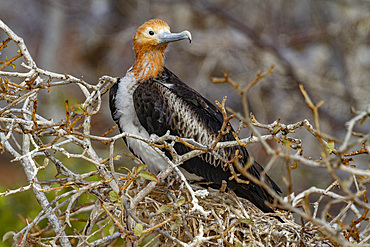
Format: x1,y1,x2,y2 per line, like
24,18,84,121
113,72,168,174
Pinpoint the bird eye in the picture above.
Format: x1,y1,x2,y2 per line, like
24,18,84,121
149,30,155,36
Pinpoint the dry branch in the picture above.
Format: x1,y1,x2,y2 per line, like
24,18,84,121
0,18,369,247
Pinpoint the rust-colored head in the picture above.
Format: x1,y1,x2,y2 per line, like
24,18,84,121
131,19,191,81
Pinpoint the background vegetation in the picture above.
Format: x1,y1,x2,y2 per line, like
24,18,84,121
0,0,369,246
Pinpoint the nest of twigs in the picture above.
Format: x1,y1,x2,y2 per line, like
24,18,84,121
105,172,330,247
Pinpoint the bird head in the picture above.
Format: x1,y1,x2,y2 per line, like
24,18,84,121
131,19,191,81
133,19,191,53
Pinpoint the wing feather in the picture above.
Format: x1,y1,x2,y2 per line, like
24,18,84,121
132,67,281,215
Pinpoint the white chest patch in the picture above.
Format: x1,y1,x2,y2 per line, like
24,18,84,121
113,72,168,174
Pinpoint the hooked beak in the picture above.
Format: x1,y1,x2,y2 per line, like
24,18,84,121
158,30,192,44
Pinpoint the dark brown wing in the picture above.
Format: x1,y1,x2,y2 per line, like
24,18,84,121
133,67,281,215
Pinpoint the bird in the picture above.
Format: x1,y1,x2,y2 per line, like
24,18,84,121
109,19,282,218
